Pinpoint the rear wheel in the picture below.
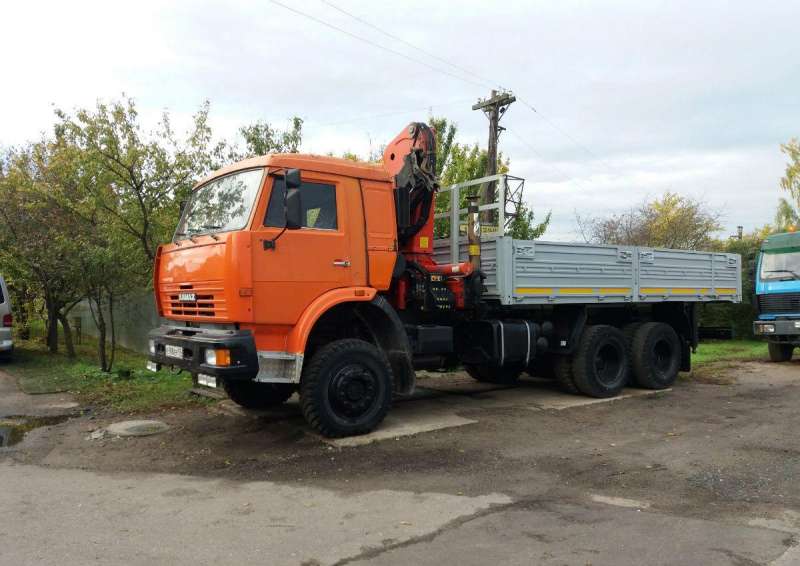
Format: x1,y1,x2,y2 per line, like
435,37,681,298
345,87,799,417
553,355,579,394
768,342,794,362
630,322,681,389
300,339,393,438
572,325,629,398
465,364,522,385
223,380,295,410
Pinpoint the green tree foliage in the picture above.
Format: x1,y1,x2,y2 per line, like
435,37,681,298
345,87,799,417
235,117,303,159
776,138,800,230
54,97,226,266
0,141,87,355
583,192,722,249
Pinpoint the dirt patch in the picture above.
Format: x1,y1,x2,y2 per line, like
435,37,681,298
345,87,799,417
3,359,800,523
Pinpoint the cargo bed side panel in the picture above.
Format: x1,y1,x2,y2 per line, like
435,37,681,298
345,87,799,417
434,237,741,306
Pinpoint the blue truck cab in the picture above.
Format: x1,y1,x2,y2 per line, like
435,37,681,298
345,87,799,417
753,231,800,361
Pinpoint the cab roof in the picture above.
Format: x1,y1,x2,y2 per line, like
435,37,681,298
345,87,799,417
193,153,391,189
762,231,800,253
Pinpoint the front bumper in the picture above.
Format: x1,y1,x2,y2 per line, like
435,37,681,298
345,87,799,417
753,319,800,340
147,325,259,381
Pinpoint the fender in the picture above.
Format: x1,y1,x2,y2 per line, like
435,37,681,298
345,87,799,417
286,287,377,354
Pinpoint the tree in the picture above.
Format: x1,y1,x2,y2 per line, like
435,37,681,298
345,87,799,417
581,192,722,249
54,97,228,268
235,117,303,159
776,138,800,231
0,141,87,355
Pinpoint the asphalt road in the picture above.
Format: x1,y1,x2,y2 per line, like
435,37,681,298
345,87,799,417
2,359,799,565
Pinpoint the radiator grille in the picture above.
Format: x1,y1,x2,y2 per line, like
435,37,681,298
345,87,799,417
161,282,227,320
757,292,800,314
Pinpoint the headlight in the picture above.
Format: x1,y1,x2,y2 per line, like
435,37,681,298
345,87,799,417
205,348,231,366
757,324,776,334
148,339,156,354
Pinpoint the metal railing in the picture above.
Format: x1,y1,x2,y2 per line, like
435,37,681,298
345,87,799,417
433,173,525,264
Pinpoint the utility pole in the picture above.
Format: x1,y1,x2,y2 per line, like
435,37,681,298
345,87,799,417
472,89,516,226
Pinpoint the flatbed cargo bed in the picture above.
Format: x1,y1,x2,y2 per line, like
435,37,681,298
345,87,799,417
435,236,741,306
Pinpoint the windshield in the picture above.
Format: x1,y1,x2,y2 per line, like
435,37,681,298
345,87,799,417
760,250,800,281
176,168,264,239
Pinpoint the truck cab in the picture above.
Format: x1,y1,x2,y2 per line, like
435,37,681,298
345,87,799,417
147,154,414,428
753,231,800,361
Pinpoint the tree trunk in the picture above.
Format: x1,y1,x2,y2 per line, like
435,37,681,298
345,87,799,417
45,298,59,354
57,312,76,359
107,290,116,372
87,293,108,372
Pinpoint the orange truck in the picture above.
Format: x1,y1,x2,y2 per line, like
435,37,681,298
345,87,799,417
147,122,742,437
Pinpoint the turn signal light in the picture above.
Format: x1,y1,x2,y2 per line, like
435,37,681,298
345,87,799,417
205,348,231,366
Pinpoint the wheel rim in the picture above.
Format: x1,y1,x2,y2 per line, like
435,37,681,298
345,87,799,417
653,339,673,373
593,343,623,386
328,363,380,421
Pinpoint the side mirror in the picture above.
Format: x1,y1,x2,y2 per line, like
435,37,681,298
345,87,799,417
285,168,301,190
178,200,187,215
285,187,302,230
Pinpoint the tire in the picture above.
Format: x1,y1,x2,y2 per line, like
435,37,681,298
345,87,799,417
768,342,794,362
572,325,629,398
553,355,579,394
300,339,393,438
622,322,642,385
465,364,522,385
631,322,681,389
223,380,295,410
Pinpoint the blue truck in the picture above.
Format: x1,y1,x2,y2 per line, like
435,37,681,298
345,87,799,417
753,231,800,361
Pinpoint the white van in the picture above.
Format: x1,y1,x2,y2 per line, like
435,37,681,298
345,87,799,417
0,276,12,359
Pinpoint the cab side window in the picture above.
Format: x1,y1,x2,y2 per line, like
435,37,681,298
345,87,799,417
265,179,338,230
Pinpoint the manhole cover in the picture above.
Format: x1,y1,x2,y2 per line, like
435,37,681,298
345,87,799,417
106,420,170,437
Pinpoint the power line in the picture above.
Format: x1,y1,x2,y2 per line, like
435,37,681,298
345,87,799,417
267,0,488,90
506,127,593,192
517,96,622,175
271,0,619,181
309,1,619,178
318,0,501,91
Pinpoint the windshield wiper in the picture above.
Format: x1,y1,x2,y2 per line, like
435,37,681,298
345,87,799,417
765,269,800,279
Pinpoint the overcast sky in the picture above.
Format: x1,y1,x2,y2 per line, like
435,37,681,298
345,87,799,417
2,0,798,240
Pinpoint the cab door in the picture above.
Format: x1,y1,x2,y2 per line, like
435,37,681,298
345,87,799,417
250,172,361,326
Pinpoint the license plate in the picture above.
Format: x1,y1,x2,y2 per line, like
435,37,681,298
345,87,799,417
197,373,217,388
165,344,184,359
178,292,196,302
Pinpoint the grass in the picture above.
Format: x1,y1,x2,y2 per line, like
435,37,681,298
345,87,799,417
692,339,768,366
4,337,209,414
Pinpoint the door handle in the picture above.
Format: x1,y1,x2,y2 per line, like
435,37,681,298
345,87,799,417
333,260,351,267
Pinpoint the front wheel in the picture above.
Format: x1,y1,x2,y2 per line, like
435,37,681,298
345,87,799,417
768,342,794,362
300,339,393,438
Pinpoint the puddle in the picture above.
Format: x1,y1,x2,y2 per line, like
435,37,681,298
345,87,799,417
0,415,69,447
